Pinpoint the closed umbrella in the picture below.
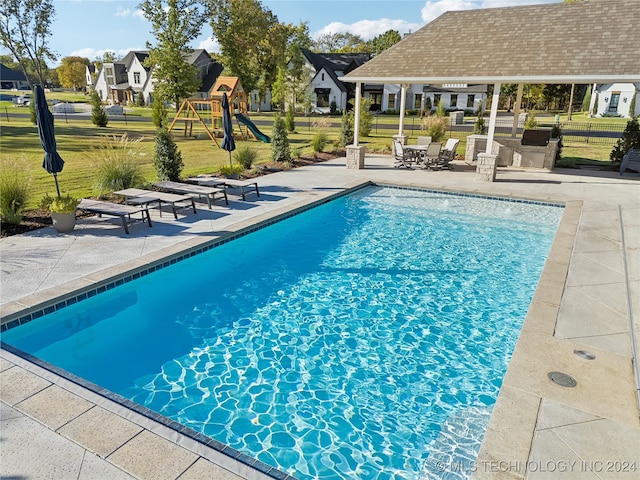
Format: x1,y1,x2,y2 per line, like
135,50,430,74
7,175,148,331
34,84,64,197
221,92,236,167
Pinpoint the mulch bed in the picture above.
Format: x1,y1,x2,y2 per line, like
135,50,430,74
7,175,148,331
0,152,342,238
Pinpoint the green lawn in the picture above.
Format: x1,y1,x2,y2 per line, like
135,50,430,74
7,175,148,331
0,110,618,210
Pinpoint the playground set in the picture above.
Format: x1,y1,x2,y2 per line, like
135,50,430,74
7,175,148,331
168,76,270,147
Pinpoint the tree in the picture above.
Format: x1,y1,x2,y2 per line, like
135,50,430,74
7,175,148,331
152,99,167,128
139,0,205,109
610,117,640,165
90,90,108,127
153,128,183,181
339,111,354,147
271,114,290,163
94,51,119,71
57,56,90,90
313,32,367,53
367,30,402,56
0,0,57,86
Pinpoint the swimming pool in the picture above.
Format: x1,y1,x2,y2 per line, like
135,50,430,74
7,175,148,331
2,185,563,479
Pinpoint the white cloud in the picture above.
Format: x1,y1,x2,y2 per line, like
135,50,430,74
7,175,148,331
132,9,145,19
421,0,561,24
115,6,130,17
198,37,220,53
313,18,422,41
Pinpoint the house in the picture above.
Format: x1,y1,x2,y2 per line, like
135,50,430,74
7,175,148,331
89,49,223,105
300,48,371,113
589,83,639,117
382,83,487,113
0,63,29,90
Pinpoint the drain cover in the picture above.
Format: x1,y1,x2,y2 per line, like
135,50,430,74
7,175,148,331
574,349,596,360
547,371,577,387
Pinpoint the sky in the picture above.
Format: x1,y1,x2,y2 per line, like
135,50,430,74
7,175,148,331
27,0,562,66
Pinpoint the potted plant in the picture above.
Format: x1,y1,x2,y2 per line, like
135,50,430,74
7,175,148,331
41,193,80,233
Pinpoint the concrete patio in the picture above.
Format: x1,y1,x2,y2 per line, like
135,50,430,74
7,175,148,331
1,155,639,479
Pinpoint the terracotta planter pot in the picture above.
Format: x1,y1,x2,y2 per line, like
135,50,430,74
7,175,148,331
51,211,76,233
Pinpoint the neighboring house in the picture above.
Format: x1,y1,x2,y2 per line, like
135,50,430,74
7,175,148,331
0,63,29,90
89,49,223,105
300,48,371,113
590,83,639,117
381,83,487,114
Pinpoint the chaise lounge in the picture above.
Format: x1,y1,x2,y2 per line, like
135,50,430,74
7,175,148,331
113,188,197,219
153,181,228,208
77,199,152,234
188,177,260,201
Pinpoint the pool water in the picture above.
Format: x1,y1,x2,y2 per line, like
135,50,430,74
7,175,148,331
3,186,563,479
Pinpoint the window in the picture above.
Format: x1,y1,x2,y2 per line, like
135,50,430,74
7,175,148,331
414,94,422,110
433,94,441,106
133,72,141,84
316,91,329,107
608,92,620,113
388,93,396,109
321,73,325,81
105,67,114,86
450,94,458,108
467,94,475,108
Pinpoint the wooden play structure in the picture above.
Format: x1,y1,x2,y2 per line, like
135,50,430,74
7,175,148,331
168,76,269,146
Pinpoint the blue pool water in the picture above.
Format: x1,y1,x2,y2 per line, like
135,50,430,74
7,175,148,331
3,186,563,479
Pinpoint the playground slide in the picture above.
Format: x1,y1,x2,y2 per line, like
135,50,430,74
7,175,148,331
236,113,270,143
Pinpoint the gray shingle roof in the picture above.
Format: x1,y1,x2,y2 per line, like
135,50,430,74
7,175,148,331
343,0,640,84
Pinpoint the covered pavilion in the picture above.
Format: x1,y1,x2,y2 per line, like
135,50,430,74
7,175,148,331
341,0,640,179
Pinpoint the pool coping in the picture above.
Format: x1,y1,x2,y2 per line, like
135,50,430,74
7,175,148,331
2,173,638,479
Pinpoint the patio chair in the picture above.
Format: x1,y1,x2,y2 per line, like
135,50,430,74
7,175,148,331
417,136,432,146
434,138,460,170
620,149,640,176
114,188,197,219
393,140,417,168
419,142,443,170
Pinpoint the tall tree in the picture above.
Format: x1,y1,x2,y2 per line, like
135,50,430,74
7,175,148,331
207,0,277,95
0,0,56,86
367,29,402,56
313,32,367,53
138,0,205,109
57,56,90,90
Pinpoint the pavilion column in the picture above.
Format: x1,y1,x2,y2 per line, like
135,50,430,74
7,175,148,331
511,84,524,138
346,82,365,169
476,82,501,182
392,84,409,149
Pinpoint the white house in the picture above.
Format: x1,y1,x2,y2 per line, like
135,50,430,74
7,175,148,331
89,49,223,105
589,83,639,117
300,48,371,113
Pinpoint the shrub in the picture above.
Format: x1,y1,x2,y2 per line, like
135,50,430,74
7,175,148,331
329,100,339,115
153,128,183,181
629,92,637,118
581,88,591,113
421,115,448,142
311,131,329,155
291,145,303,159
152,100,168,129
359,98,373,137
592,93,599,116
524,111,538,130
0,160,29,225
285,105,295,132
92,134,145,193
233,146,257,170
472,100,485,134
551,124,563,161
339,111,354,147
41,193,80,213
435,102,446,117
219,164,244,177
135,92,146,107
610,117,640,164
90,90,108,127
424,97,432,114
271,114,291,163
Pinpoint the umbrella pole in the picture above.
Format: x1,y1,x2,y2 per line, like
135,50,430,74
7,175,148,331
53,173,61,198
229,151,232,167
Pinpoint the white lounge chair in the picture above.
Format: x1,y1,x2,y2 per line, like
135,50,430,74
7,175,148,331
393,140,417,168
620,149,640,175
434,138,460,170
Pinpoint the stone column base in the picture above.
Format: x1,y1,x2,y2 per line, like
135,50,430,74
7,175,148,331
346,145,365,169
475,153,497,182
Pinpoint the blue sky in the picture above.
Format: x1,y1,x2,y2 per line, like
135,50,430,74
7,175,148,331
41,0,560,65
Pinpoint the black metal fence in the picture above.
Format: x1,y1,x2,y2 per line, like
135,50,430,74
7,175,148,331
334,116,626,146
